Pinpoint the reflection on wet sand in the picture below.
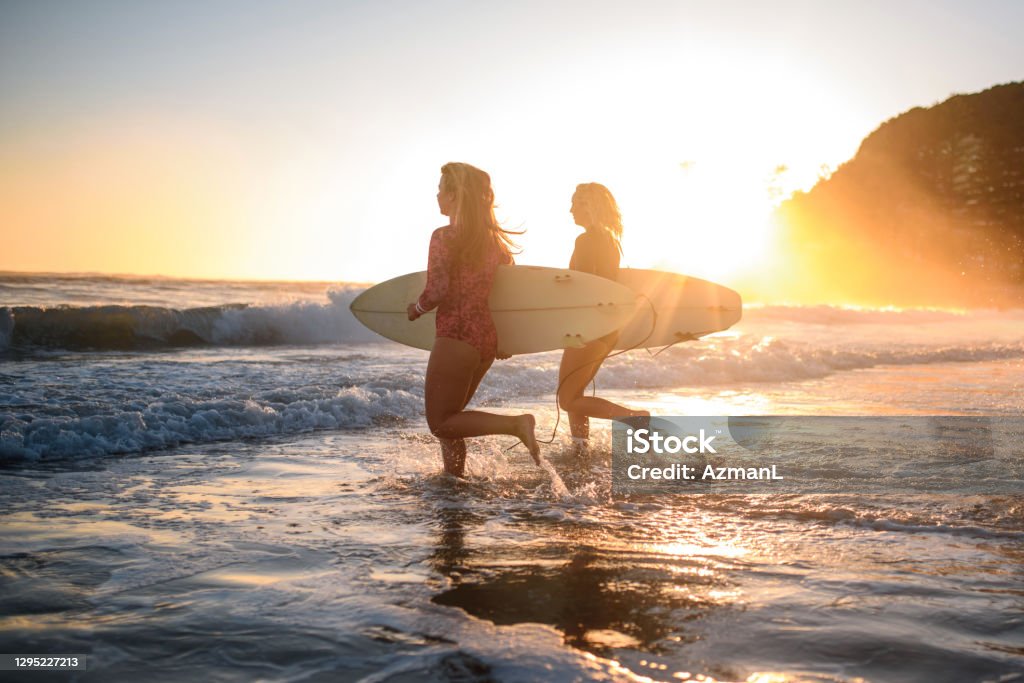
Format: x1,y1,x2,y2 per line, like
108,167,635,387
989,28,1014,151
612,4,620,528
429,501,737,657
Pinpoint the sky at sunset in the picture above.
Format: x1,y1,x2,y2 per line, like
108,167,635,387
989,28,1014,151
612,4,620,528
2,0,1022,284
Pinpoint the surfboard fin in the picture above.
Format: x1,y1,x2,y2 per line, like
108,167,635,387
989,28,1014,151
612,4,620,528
562,333,586,348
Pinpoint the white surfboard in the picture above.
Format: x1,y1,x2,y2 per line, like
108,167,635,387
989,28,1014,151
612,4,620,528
350,265,638,354
615,269,742,349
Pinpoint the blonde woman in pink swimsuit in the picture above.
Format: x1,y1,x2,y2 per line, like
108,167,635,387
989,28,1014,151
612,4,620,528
407,162,541,477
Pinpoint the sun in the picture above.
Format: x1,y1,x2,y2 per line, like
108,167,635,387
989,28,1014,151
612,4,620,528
622,160,779,285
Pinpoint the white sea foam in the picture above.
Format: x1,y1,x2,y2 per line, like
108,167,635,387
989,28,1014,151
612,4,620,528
4,332,1023,463
484,336,1024,394
209,287,383,345
0,385,420,462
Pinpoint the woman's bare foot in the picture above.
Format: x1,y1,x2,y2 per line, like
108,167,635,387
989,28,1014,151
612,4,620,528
514,414,541,465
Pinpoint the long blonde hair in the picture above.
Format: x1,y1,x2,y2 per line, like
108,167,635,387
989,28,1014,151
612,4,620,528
441,162,520,263
573,182,623,253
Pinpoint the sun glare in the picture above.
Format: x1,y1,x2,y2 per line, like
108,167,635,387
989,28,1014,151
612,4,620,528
619,161,779,285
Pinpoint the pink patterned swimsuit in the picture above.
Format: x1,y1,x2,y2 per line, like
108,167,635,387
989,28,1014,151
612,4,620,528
416,226,513,360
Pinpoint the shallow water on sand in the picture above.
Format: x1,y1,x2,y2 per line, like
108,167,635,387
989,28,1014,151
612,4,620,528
1,401,1022,682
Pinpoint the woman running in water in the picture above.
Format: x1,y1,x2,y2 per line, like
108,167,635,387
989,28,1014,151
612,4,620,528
557,183,648,454
408,162,540,476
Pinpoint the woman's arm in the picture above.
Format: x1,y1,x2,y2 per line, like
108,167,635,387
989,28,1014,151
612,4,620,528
408,229,450,320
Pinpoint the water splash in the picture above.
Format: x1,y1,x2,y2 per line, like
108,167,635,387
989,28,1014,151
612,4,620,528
538,457,573,500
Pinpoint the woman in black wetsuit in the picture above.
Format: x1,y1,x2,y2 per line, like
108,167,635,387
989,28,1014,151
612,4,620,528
557,183,649,454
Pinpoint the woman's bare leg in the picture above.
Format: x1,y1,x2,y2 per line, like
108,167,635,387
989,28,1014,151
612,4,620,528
463,354,493,411
437,352,495,477
439,438,466,477
558,336,648,438
566,356,600,440
426,337,540,466
569,413,590,441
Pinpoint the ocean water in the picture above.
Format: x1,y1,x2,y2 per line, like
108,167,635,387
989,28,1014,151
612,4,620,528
1,273,1022,682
